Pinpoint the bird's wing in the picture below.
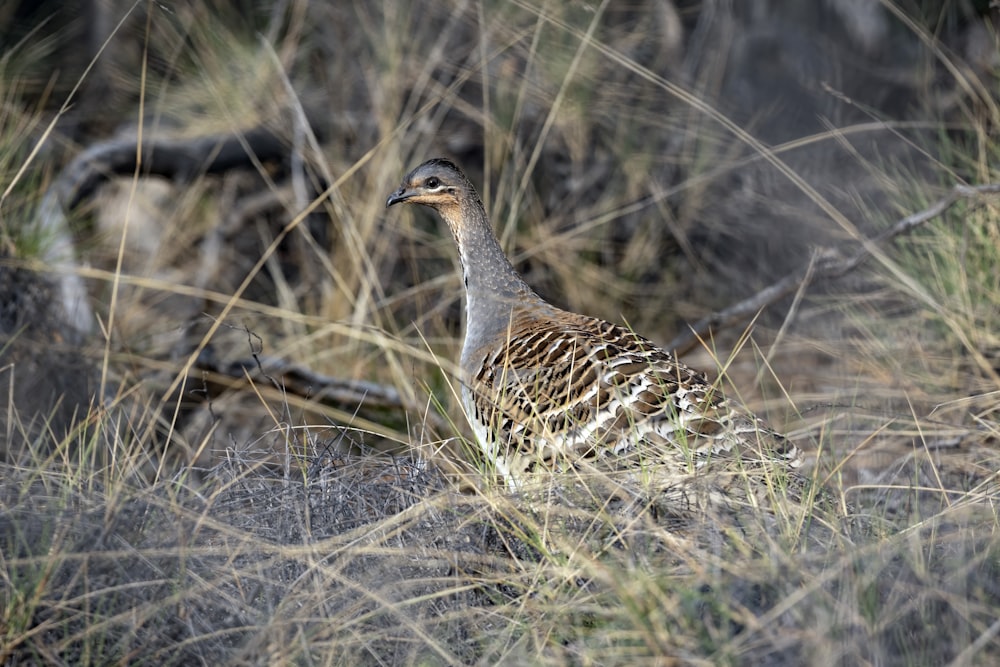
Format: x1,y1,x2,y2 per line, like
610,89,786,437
470,311,801,472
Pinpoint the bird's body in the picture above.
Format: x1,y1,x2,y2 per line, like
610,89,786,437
386,159,803,496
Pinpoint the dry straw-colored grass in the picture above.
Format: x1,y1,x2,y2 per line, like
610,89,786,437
2,1,1000,664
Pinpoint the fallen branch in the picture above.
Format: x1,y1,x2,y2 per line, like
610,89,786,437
194,347,448,431
50,117,328,212
29,105,330,340
668,183,1000,355
196,347,402,408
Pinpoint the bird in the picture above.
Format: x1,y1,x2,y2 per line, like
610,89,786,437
385,158,805,502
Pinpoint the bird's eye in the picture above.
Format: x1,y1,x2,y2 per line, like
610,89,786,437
425,177,440,189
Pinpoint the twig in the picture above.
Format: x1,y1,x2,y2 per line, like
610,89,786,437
668,183,1000,355
26,101,333,340
194,347,448,431
196,347,401,407
51,125,298,212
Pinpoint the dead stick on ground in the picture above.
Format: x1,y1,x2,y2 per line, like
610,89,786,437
194,347,449,432
668,183,1000,355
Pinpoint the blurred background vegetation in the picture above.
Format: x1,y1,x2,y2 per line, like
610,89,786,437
1,1,999,664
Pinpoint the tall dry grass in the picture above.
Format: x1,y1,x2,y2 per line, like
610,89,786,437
2,1,999,664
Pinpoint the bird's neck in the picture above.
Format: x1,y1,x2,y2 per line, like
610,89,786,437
438,197,541,357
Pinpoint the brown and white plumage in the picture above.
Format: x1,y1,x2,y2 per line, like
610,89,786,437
386,158,802,494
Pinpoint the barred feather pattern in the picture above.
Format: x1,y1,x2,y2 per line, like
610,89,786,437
465,308,803,486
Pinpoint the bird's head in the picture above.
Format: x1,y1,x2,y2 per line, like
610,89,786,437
385,158,471,210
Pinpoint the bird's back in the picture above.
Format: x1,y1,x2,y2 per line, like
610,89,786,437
462,304,803,488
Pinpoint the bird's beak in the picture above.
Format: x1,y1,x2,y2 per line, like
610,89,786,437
385,187,412,208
